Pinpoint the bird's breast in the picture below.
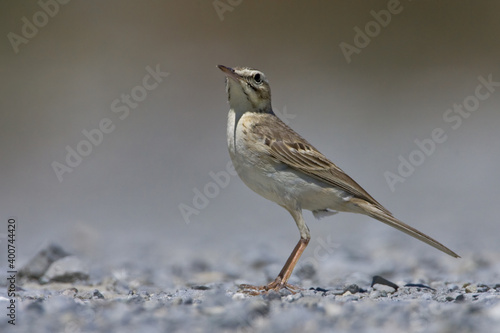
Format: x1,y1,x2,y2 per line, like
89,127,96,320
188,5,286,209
227,110,280,200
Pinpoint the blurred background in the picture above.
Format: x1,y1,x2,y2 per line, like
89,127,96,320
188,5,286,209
1,1,499,277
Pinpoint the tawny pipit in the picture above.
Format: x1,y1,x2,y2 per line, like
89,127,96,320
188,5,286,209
218,65,459,294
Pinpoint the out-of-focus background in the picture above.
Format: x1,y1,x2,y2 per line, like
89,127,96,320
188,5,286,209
1,1,499,273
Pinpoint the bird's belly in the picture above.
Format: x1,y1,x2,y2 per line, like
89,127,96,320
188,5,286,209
230,151,350,212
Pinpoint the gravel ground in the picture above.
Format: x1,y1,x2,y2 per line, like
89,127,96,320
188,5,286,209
2,237,500,333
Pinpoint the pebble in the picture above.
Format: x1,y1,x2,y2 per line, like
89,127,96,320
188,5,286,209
19,243,70,280
372,284,396,293
60,288,78,297
41,256,89,283
284,292,303,302
465,284,478,293
344,284,361,294
477,284,490,293
371,275,399,290
93,289,105,299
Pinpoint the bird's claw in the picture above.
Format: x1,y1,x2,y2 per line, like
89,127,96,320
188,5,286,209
238,278,302,296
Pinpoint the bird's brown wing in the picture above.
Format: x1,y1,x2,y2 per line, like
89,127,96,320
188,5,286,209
251,113,391,215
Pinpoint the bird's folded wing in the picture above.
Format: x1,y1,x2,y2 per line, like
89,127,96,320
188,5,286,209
268,140,391,215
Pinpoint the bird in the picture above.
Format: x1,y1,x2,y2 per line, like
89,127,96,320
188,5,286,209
217,65,459,294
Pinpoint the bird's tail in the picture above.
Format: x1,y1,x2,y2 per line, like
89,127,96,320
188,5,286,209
350,198,460,258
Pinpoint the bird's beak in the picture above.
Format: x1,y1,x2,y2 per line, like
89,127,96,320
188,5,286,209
217,65,242,82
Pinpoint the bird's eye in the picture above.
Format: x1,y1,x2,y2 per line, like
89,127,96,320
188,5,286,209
254,73,263,84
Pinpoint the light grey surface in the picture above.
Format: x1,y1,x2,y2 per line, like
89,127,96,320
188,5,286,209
1,1,500,332
1,241,500,333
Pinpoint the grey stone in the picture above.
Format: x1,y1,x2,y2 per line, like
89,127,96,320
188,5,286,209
344,284,361,294
60,288,78,297
93,289,105,299
465,284,478,293
372,284,396,293
41,256,89,283
477,284,490,292
19,243,70,280
371,275,399,290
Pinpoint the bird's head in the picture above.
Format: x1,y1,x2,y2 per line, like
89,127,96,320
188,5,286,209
218,65,272,114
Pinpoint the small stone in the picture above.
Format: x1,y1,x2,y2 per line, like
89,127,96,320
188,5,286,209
60,288,78,297
342,290,352,297
41,256,89,283
371,276,399,291
465,284,477,293
310,287,329,294
455,294,465,302
284,292,303,302
191,285,211,290
344,284,361,294
477,284,490,292
182,296,193,305
19,243,70,280
93,289,105,299
404,283,435,291
372,284,396,293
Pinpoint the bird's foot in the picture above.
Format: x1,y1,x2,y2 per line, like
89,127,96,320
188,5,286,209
238,278,302,296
